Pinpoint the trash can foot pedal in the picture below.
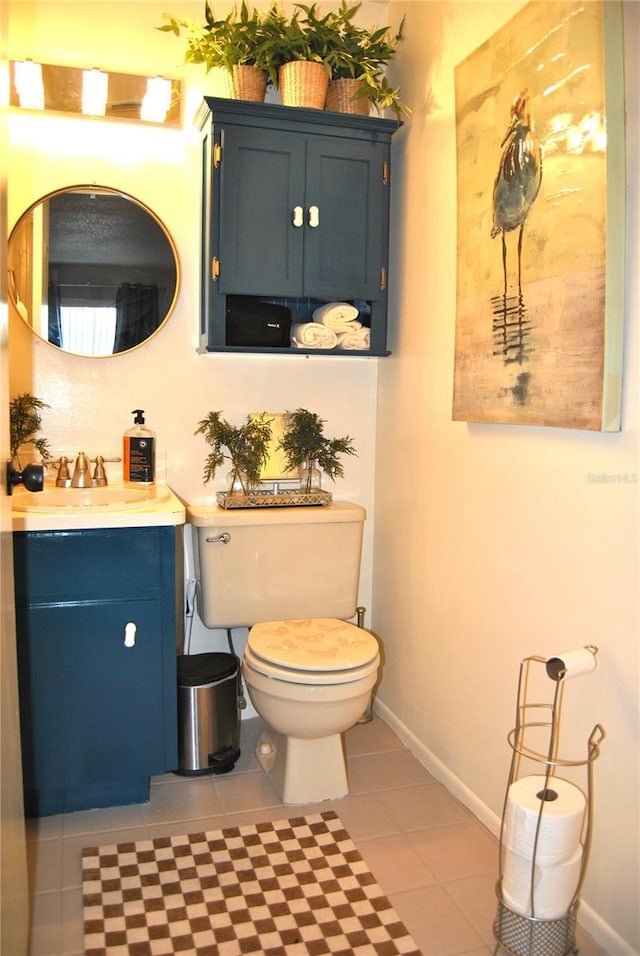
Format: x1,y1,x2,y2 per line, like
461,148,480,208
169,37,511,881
209,746,241,774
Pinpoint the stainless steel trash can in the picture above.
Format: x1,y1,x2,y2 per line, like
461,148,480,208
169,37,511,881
175,653,240,775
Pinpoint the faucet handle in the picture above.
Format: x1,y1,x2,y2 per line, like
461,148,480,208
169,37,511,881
92,456,107,486
91,456,121,487
54,455,72,487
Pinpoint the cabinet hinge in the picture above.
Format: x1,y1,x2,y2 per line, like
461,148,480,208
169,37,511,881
382,161,389,186
212,257,220,281
213,143,222,168
380,266,387,291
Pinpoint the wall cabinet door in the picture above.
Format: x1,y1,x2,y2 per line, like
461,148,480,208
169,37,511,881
217,124,305,297
200,98,398,355
217,125,388,302
303,134,389,301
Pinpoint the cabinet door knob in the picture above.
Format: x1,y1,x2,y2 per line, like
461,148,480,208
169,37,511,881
124,622,137,648
292,206,304,228
308,205,320,228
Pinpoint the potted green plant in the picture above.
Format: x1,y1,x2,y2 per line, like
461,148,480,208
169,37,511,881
278,408,356,493
9,393,52,468
195,410,273,494
259,3,341,108
324,2,409,119
157,2,276,101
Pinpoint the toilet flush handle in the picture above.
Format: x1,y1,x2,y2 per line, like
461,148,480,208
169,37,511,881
206,533,230,544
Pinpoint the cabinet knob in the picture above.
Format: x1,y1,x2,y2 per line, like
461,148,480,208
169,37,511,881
308,205,320,228
124,622,137,648
292,206,304,228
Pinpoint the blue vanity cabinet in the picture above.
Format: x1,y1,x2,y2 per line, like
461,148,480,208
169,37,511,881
13,526,180,817
199,97,398,355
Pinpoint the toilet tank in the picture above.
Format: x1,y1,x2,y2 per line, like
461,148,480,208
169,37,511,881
188,501,365,628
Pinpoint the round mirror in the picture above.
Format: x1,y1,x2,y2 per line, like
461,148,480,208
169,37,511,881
7,185,180,356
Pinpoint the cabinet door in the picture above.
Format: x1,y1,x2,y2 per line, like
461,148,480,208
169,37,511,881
303,136,389,301
217,124,306,297
18,599,165,815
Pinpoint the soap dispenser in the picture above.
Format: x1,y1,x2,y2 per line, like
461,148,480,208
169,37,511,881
123,409,156,486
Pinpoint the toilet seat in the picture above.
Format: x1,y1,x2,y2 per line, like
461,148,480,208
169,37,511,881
246,618,379,685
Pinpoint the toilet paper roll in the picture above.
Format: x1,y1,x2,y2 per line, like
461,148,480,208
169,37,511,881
505,775,586,866
545,646,597,681
503,844,583,919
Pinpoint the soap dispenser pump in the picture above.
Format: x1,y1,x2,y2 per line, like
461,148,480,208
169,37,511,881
123,409,156,486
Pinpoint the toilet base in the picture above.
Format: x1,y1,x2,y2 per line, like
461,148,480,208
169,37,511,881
256,731,348,804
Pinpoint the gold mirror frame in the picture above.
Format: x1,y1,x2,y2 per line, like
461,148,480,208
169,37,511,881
8,185,181,357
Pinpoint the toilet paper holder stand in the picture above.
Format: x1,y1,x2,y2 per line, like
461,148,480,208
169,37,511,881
492,648,605,956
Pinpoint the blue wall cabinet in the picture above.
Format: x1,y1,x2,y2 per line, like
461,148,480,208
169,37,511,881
14,527,181,816
198,98,398,355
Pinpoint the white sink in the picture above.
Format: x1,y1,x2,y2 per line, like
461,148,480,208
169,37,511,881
12,484,171,513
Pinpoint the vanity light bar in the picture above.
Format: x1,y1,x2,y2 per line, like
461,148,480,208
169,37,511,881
9,61,182,126
140,77,172,123
13,60,45,110
82,68,108,116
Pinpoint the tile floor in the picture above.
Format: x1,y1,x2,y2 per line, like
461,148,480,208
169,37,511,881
26,716,609,956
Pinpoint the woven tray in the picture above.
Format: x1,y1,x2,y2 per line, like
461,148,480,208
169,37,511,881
217,489,332,509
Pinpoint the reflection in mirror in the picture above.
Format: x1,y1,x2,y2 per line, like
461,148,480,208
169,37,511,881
8,186,180,356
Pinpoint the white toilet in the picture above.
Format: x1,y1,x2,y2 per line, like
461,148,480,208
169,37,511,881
188,501,380,804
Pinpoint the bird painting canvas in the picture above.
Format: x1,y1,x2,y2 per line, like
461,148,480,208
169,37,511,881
452,0,625,431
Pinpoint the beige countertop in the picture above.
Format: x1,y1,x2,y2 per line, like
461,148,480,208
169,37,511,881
11,483,186,532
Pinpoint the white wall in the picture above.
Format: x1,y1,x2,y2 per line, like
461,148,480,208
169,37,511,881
8,1,639,950
375,2,638,952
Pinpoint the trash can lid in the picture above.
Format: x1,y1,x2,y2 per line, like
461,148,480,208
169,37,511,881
177,652,238,686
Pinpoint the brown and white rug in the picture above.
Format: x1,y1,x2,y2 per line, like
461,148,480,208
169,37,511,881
83,810,421,955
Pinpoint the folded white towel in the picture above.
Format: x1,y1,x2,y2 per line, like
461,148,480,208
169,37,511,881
312,302,359,330
291,322,338,349
336,326,370,350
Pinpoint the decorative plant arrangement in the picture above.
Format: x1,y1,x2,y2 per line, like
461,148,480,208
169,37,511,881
195,410,273,494
195,407,356,505
9,393,52,468
323,2,408,118
158,2,276,100
157,1,408,117
278,408,357,493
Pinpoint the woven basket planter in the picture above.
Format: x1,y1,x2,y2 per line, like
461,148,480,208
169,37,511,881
325,78,370,116
231,65,267,102
279,60,328,109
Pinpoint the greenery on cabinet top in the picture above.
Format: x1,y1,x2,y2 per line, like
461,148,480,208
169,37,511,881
157,1,409,118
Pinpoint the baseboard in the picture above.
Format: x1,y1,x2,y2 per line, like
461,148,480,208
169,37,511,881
373,698,634,956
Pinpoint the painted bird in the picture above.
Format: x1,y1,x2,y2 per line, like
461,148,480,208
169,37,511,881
491,89,542,296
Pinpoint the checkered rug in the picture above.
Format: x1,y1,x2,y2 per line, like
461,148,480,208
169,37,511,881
83,810,421,955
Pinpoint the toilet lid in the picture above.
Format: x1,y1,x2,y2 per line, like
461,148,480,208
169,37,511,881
248,618,379,672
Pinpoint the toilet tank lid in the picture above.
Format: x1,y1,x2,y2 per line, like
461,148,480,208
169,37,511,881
187,500,365,528
248,618,378,671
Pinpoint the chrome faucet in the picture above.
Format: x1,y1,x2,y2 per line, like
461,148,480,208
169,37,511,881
71,452,93,488
53,453,121,488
